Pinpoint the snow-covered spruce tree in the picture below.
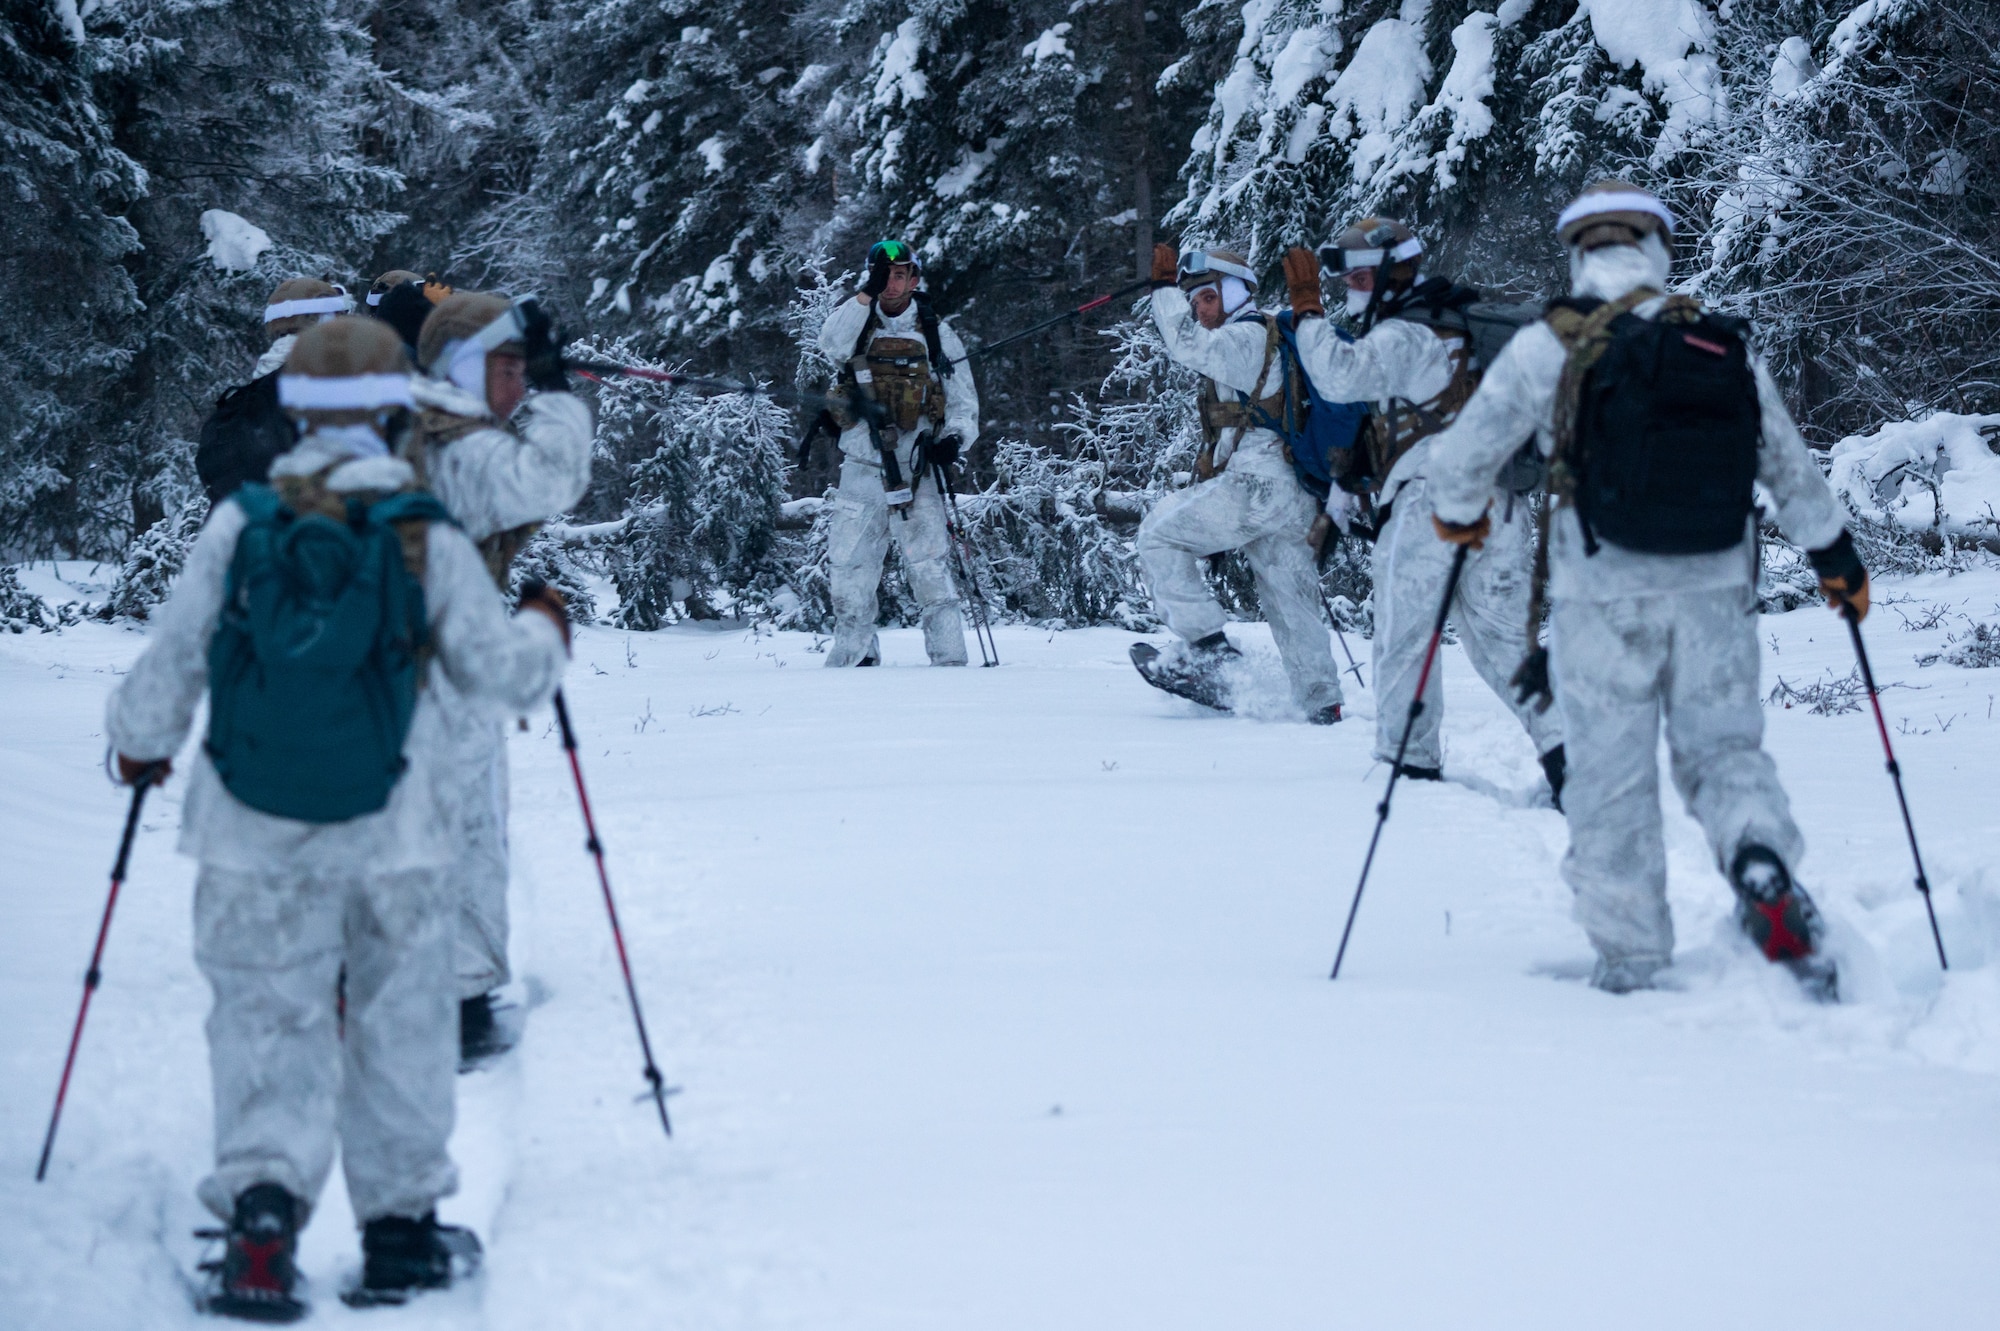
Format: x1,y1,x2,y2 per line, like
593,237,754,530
1168,0,1735,293
94,493,208,621
0,1,146,559
529,0,823,373
354,0,541,289
1674,1,2000,438
67,0,399,559
805,0,1210,456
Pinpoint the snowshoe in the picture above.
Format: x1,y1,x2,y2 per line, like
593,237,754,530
1129,632,1241,713
1307,702,1343,725
1730,845,1838,1001
1539,744,1566,812
198,1183,307,1323
340,1213,481,1308
459,991,520,1071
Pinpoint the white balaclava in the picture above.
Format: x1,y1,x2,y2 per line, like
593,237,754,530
1344,286,1374,318
1569,230,1672,303
1218,276,1253,316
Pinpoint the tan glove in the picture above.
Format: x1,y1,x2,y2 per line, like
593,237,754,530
1150,243,1179,290
1433,513,1491,550
1824,571,1870,623
1282,247,1324,319
1194,445,1217,482
1307,513,1335,562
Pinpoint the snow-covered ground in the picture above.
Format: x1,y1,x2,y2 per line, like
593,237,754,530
6,563,2000,1329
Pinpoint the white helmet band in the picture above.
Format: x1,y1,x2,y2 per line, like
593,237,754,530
277,373,415,411
263,295,350,323
1556,191,1676,239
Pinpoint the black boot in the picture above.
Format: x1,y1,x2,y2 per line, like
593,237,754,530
1393,763,1443,782
202,1183,307,1323
1730,844,1837,1000
459,992,517,1068
1307,702,1343,725
1539,744,1566,812
343,1212,482,1307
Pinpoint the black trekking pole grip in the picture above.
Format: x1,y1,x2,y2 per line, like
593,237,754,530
1331,544,1468,981
37,761,165,1181
1843,605,1948,970
549,689,674,1135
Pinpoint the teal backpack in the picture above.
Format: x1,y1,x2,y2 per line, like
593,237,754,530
205,479,454,823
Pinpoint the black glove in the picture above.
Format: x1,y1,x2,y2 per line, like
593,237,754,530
518,299,568,392
862,250,894,300
1808,529,1870,622
921,433,961,470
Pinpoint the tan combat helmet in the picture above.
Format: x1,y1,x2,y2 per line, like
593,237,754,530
1320,217,1425,282
277,317,415,429
416,292,522,376
366,269,423,307
263,278,351,339
1556,180,1676,252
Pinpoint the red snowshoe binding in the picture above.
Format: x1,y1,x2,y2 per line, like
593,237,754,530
342,1212,482,1307
1730,845,1837,1001
199,1182,307,1323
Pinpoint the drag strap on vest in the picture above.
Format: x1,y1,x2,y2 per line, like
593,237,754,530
1195,316,1289,478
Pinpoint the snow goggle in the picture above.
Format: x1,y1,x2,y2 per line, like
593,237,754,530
1176,249,1257,290
1322,226,1425,272
868,239,919,269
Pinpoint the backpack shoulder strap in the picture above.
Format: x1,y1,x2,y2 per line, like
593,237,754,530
912,291,952,379
369,490,457,586
232,482,284,525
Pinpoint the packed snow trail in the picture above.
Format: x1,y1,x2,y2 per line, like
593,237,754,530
6,564,2000,1329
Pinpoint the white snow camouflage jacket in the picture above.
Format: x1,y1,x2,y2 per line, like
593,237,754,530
819,294,980,470
105,439,569,875
1155,287,1450,511
1295,311,1453,509
407,379,594,544
1425,235,1846,602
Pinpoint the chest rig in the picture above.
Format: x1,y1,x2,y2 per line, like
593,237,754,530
829,298,951,434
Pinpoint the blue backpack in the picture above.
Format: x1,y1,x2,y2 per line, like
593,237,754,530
1250,311,1370,500
205,481,453,823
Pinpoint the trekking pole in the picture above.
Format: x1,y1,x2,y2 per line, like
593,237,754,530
1330,544,1469,980
565,360,888,429
1318,591,1367,689
550,690,675,1136
37,762,165,1181
930,458,1000,667
1843,605,1948,970
948,280,1153,367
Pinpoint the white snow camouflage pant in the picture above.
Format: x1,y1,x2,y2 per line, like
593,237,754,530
825,458,967,667
449,724,511,1002
194,864,458,1224
1552,584,1805,966
1135,467,1343,712
1371,479,1563,768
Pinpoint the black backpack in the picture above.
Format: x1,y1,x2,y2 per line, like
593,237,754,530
195,371,298,505
1564,300,1761,555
